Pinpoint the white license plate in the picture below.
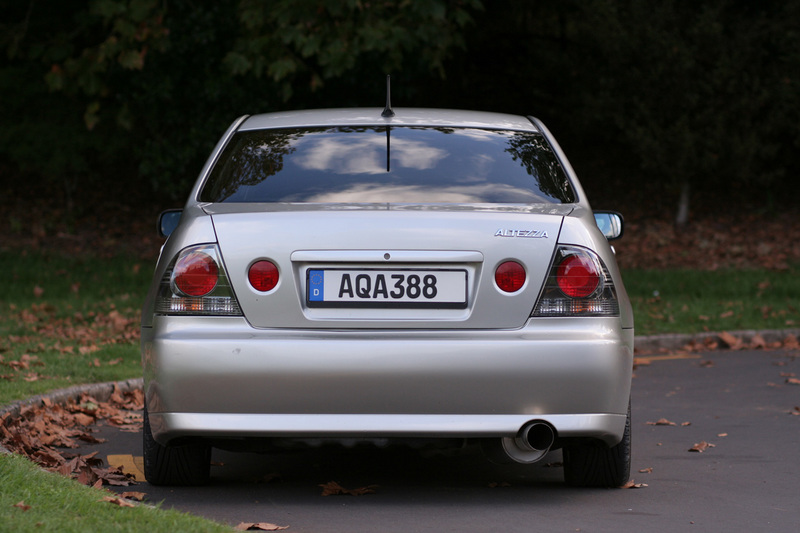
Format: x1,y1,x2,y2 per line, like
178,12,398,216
307,269,467,308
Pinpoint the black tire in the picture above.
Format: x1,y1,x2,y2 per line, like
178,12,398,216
143,405,211,486
562,401,631,488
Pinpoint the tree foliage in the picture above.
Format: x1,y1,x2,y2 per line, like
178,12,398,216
1,0,798,220
575,0,800,221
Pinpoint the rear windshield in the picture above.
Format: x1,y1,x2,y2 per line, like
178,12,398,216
199,126,575,204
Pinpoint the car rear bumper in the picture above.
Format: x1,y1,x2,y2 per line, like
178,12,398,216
142,316,633,446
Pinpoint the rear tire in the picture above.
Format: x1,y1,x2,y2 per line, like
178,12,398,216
562,401,631,488
143,405,211,486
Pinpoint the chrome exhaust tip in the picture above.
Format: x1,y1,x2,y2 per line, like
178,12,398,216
482,421,556,465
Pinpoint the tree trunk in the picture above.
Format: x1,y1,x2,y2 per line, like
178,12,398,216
675,181,690,228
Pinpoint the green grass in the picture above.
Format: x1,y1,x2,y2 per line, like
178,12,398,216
1,251,149,405
0,453,232,532
623,267,800,336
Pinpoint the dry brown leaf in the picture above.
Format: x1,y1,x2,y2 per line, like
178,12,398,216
120,492,147,502
13,501,31,511
718,332,742,349
783,334,799,350
235,523,289,531
646,418,676,426
102,496,136,508
319,481,378,496
689,441,716,453
620,480,648,489
638,467,653,474
786,378,800,386
750,334,767,349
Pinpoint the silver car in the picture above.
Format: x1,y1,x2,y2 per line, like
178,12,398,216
141,106,634,487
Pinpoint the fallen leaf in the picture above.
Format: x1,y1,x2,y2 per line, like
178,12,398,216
750,334,767,349
786,378,800,386
33,286,44,298
646,418,677,426
638,467,653,474
102,496,135,508
120,492,147,502
681,421,692,426
620,480,648,489
13,501,31,511
718,332,742,349
235,523,289,531
783,335,799,350
689,441,716,453
319,481,378,496
717,433,728,437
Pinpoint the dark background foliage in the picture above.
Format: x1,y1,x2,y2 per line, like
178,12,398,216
1,0,798,224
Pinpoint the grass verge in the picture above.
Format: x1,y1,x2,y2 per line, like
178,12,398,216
0,452,231,532
623,267,799,335
1,251,148,405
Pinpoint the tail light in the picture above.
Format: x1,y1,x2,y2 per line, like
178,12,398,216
155,244,242,316
532,246,619,317
495,261,526,293
174,250,219,296
248,260,279,292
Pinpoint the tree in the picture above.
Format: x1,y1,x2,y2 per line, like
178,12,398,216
575,0,800,225
0,0,481,200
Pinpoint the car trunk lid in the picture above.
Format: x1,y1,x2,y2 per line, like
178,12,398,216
207,204,568,329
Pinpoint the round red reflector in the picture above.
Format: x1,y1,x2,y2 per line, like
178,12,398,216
174,251,219,296
495,261,526,293
557,255,600,298
249,260,279,292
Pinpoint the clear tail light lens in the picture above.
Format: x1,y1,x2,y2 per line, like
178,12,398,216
532,246,619,317
155,244,242,316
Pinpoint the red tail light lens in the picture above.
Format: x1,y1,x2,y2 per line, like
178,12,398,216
173,251,219,296
249,260,279,292
556,254,600,298
495,261,526,293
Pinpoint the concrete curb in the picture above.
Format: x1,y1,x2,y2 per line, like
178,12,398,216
0,378,143,456
633,328,800,354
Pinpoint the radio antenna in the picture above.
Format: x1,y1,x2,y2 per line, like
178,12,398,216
381,75,395,117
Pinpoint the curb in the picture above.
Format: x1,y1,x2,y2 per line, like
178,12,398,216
0,378,143,456
633,328,800,354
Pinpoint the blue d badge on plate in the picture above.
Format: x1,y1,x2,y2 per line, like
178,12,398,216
308,270,324,301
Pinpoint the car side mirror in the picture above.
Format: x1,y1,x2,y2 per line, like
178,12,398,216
158,209,183,238
593,211,624,240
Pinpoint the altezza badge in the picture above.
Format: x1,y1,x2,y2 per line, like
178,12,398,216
495,229,549,238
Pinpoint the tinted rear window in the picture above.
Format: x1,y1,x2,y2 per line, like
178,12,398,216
199,126,575,204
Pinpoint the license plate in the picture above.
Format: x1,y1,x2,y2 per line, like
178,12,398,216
307,269,467,308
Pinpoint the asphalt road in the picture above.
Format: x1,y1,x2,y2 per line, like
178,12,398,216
82,348,800,532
